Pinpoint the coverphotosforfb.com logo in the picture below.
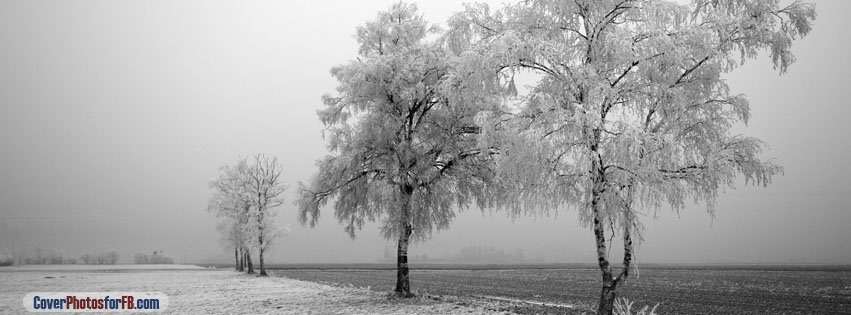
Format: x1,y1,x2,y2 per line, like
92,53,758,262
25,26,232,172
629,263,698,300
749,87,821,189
23,292,168,312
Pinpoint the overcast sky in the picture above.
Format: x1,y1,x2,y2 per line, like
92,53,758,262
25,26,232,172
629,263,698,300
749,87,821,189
0,0,848,265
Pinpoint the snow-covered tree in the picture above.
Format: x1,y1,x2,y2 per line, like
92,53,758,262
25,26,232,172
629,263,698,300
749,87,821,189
296,2,495,297
448,0,815,313
216,217,245,271
133,251,174,264
0,248,13,266
208,154,288,276
244,154,288,276
209,158,254,273
78,250,119,265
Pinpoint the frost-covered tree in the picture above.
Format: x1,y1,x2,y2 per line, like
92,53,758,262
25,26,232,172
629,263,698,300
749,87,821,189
0,248,13,266
208,154,288,276
297,2,495,297
244,154,288,276
449,0,815,313
78,250,119,265
209,158,255,273
216,217,244,271
133,251,174,264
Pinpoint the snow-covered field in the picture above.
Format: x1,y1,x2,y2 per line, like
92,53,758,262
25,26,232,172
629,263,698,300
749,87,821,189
0,265,513,314
4,264,205,272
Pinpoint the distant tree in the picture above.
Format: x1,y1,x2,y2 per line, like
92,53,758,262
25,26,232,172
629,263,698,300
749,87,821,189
106,250,119,265
133,251,174,264
45,248,64,264
243,154,288,276
78,250,119,265
208,158,255,274
21,248,73,265
449,0,815,313
296,2,495,297
32,247,43,264
216,217,244,271
0,248,14,266
208,154,288,276
78,252,92,265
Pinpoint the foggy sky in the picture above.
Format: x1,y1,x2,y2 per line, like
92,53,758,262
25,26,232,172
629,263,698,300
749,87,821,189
0,0,848,265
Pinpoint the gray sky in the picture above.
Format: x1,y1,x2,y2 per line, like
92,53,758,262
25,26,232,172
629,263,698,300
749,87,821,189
0,0,848,265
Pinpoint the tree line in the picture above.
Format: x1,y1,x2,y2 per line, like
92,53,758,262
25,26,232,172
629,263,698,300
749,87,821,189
210,1,815,314
0,248,177,266
134,250,175,264
0,248,120,265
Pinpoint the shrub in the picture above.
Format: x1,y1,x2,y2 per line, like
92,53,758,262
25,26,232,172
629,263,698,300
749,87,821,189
0,249,14,266
78,250,119,265
22,248,68,265
614,297,660,315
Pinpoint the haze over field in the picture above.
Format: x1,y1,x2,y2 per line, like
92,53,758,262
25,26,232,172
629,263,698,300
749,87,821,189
0,0,849,265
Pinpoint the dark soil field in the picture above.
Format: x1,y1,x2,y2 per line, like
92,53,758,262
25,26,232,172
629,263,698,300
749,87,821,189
267,264,851,315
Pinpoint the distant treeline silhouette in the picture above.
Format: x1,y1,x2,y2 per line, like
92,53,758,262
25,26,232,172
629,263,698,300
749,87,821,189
133,250,174,264
0,248,119,265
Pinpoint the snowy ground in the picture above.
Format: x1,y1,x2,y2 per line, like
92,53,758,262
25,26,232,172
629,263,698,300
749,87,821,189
0,265,516,314
4,264,205,272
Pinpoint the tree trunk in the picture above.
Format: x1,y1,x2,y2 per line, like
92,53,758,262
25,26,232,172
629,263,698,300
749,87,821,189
258,220,267,276
394,222,413,296
259,248,267,276
246,250,255,274
234,248,239,271
394,186,414,297
591,184,636,315
598,273,617,315
592,185,617,315
257,191,267,276
243,248,248,272
237,247,245,272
